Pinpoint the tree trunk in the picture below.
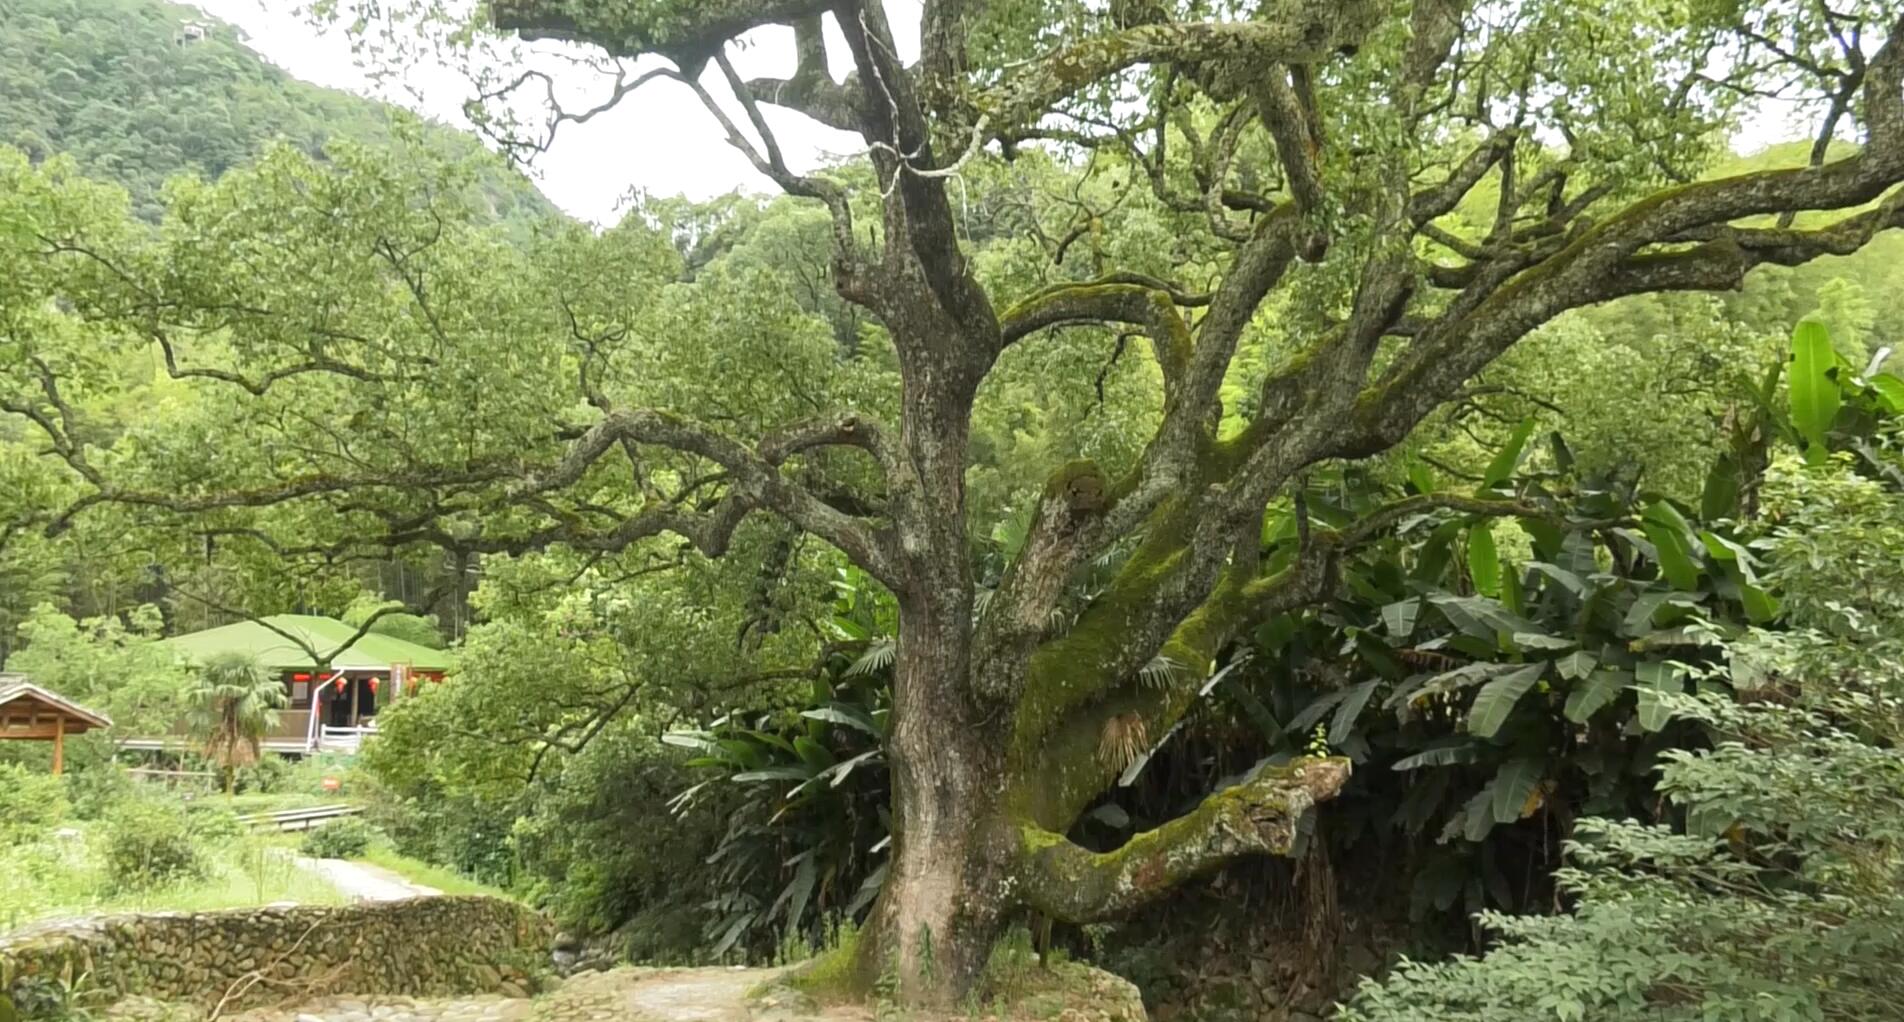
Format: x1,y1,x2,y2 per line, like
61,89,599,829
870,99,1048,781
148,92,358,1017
854,775,1011,1004
852,598,1013,1004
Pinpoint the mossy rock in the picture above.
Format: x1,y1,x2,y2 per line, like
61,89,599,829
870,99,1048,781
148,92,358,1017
978,962,1148,1022
747,979,820,1018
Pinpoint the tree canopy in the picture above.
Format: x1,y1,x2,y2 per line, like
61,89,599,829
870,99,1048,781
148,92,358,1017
3,0,1904,1007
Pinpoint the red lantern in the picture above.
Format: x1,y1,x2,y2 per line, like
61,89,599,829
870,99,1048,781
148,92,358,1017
333,676,346,693
368,677,379,694
292,673,311,682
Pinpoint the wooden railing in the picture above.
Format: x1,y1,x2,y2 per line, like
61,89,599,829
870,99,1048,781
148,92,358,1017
120,708,382,754
318,723,377,753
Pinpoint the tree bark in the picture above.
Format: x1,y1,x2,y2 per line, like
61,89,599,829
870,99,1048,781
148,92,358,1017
851,602,1014,1002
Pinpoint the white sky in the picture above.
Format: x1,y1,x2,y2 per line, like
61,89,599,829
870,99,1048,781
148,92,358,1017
191,1,1803,226
191,1,923,224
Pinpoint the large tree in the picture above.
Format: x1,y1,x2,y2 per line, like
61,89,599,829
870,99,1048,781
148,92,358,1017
7,0,1904,1003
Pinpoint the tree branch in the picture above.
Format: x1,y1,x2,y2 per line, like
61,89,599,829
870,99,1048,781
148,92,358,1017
743,16,863,133
983,6,1387,135
1017,758,1351,922
1357,73,1904,459
516,408,899,584
489,0,830,69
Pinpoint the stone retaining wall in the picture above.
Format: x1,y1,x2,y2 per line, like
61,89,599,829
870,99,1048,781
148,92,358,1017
0,897,552,1018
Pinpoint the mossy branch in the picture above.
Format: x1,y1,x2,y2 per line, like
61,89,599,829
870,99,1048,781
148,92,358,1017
982,4,1385,133
1016,758,1351,923
1007,490,1611,826
489,0,831,68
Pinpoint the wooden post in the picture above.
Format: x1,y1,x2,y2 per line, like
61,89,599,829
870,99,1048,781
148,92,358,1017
52,715,64,776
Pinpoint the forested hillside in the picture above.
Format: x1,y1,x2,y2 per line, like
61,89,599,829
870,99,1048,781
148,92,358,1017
0,0,551,222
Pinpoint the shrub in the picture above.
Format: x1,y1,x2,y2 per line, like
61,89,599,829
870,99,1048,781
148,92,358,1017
101,799,206,891
0,763,69,845
299,818,375,859
359,776,517,887
233,755,295,795
181,801,245,842
507,731,732,944
62,762,136,820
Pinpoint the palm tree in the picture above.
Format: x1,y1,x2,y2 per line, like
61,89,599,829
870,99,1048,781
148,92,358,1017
187,650,285,797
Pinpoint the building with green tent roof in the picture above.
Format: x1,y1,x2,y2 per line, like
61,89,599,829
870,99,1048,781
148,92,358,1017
138,615,451,755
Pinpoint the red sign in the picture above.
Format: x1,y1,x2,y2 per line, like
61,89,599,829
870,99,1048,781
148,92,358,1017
321,776,341,792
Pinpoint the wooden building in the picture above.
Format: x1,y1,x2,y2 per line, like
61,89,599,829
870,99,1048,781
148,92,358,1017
0,675,112,774
136,615,451,756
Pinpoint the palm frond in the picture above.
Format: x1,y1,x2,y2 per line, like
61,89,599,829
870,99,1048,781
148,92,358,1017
846,637,896,677
1097,712,1151,773
1138,655,1187,689
187,650,283,771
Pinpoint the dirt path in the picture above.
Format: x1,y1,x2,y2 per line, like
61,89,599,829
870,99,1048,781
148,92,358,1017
215,967,870,1022
622,968,788,1022
135,962,1141,1022
296,856,441,902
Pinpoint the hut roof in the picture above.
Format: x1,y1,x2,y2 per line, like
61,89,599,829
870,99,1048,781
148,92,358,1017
0,676,113,733
158,615,452,673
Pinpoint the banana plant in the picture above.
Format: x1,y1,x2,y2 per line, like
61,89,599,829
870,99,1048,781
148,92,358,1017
1117,327,1902,921
664,577,894,958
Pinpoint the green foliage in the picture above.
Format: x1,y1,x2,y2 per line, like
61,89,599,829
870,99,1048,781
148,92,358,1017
1098,323,1898,926
0,763,70,845
1340,695,1904,1022
356,561,896,962
59,763,136,821
343,598,446,650
99,798,206,892
1,790,334,932
1161,461,1736,919
230,755,296,796
0,0,561,659
662,575,894,959
503,736,727,958
298,818,376,859
1339,342,1904,1021
1790,320,1842,460
8,604,187,742
666,675,891,958
185,650,285,786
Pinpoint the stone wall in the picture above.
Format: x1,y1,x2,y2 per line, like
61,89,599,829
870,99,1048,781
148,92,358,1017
0,897,552,1018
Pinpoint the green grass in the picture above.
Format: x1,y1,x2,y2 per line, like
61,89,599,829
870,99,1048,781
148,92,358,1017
0,829,340,935
356,843,514,899
103,836,343,914
221,791,332,814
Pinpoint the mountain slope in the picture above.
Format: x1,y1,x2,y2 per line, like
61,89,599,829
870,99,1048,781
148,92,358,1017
0,0,553,222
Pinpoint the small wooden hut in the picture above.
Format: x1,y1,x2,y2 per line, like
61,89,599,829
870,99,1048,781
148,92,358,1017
149,616,451,755
0,674,112,775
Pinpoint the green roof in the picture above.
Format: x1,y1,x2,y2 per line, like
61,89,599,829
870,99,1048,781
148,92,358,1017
158,615,452,673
